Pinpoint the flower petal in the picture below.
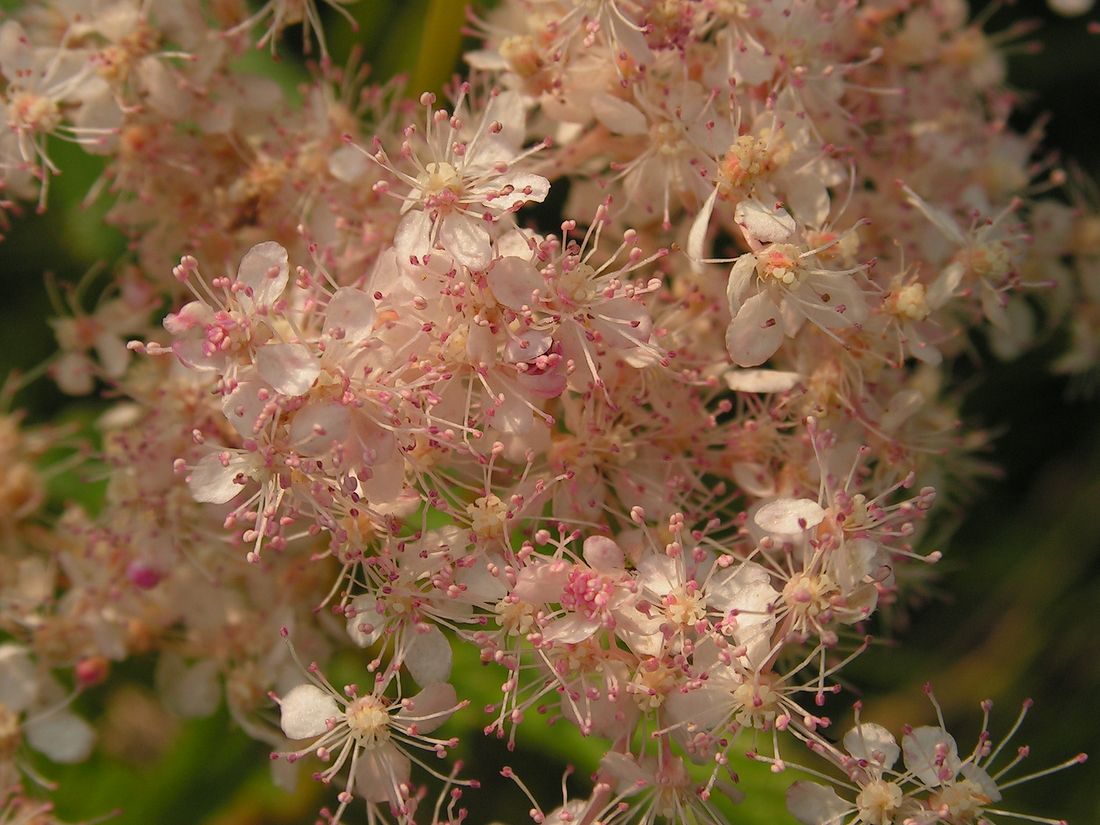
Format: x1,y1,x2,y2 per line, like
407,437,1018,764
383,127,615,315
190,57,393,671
725,292,784,367
723,369,801,393
735,199,796,244
0,644,39,713
396,682,458,734
256,342,320,397
902,726,961,786
590,93,648,136
25,712,95,764
755,498,826,534
786,781,850,825
324,288,376,343
279,683,340,740
237,242,289,308
844,722,900,768
404,625,452,686
189,451,255,504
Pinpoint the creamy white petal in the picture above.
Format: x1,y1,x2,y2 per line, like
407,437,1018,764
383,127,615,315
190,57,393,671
279,683,340,740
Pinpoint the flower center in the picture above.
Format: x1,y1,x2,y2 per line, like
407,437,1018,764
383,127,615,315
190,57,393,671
557,262,598,305
418,161,464,207
650,121,686,157
781,571,838,620
345,696,391,747
956,242,1011,282
500,35,543,78
466,494,509,540
888,283,930,321
856,779,904,825
929,779,991,823
757,244,804,286
731,676,781,728
10,91,62,134
494,597,535,635
720,134,770,191
664,585,705,626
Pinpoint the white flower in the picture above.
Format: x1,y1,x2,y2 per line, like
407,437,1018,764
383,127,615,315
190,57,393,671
0,644,95,767
277,668,463,823
371,88,549,271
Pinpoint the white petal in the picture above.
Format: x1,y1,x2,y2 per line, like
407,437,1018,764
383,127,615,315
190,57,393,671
0,22,33,80
541,614,598,644
928,262,964,308
960,762,1002,802
599,751,649,790
726,291,784,367
289,401,351,455
354,745,411,804
786,781,850,825
54,352,95,395
237,242,289,308
903,187,967,245
582,536,624,573
590,93,648,136
396,682,457,734
734,199,796,244
324,288,376,342
189,451,255,504
222,380,270,438
755,498,826,534
394,209,433,264
346,594,384,647
328,145,369,182
25,712,95,763
687,187,718,270
665,684,733,732
980,280,1010,331
723,369,801,393
279,683,340,740
439,214,492,271
0,644,39,713
843,723,900,768
486,256,543,310
1048,0,1093,15
902,726,961,786
726,254,757,313
256,342,319,397
94,331,130,378
489,171,550,211
404,625,452,686
636,553,678,597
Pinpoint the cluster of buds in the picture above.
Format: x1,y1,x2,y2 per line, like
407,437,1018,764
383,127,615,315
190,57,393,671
0,1,1094,824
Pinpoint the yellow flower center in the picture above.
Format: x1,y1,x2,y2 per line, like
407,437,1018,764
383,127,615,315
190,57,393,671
345,696,391,747
855,779,904,825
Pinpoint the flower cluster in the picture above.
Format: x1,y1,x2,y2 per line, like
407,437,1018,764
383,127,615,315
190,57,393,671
0,1,1094,824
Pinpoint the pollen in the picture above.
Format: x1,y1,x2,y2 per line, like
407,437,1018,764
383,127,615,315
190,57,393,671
663,585,705,626
466,494,509,540
719,134,771,191
782,571,838,620
855,779,904,825
345,696,392,747
9,91,62,134
418,162,464,198
956,242,1012,282
887,283,930,321
757,244,804,286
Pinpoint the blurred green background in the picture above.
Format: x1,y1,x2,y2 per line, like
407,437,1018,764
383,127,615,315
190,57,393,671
1,0,1099,822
